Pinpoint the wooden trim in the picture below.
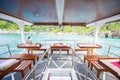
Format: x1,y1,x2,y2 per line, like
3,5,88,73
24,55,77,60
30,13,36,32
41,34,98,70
87,13,120,24
34,22,58,25
34,22,86,26
0,11,32,24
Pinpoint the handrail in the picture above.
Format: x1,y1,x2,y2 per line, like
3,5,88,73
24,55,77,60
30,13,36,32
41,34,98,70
0,41,120,58
23,47,98,80
0,42,18,47
23,47,51,80
0,41,119,79
70,47,98,80
0,51,11,55
0,42,20,56
107,44,120,57
0,44,12,56
96,43,120,57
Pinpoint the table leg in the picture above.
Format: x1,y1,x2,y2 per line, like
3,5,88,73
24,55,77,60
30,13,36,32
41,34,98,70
87,48,94,55
87,48,90,55
91,49,94,55
28,48,30,54
59,48,62,58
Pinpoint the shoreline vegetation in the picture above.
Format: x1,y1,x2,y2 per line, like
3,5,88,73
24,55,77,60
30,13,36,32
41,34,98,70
0,20,120,38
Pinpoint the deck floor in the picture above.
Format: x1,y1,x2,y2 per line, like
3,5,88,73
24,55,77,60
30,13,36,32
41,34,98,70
1,51,118,80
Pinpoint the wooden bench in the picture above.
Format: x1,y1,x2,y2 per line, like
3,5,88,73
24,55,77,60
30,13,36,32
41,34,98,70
91,61,108,79
32,47,48,58
74,48,88,51
51,49,69,54
32,47,47,52
12,60,32,78
0,59,21,79
9,54,39,65
84,55,111,67
50,44,70,54
75,48,94,54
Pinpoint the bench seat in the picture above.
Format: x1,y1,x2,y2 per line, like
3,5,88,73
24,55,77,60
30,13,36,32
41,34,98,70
51,48,69,54
91,61,108,79
12,60,32,78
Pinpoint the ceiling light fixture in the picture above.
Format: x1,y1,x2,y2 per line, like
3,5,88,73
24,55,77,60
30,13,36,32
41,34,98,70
35,11,40,16
35,13,39,16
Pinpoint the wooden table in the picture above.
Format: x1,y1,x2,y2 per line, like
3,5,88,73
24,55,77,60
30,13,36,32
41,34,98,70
0,59,21,79
51,43,70,55
84,55,112,67
17,43,41,54
77,43,102,55
9,54,39,64
99,59,120,79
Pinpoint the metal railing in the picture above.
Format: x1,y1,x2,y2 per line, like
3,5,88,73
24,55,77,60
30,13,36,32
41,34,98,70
0,40,120,58
70,48,98,80
23,47,98,80
23,47,51,80
97,43,120,57
0,41,120,80
0,43,20,56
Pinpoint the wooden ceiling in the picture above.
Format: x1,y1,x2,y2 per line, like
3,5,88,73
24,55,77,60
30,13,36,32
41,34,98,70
0,0,120,26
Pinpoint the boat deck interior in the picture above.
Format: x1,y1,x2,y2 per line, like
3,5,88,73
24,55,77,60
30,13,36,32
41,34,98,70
0,0,120,80
0,42,120,80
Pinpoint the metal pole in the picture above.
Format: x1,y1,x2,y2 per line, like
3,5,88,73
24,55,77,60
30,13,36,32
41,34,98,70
85,68,88,80
107,45,111,56
7,44,12,55
72,48,74,68
18,22,25,43
33,69,36,80
94,23,104,44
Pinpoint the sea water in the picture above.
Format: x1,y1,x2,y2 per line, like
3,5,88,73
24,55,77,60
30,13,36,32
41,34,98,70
0,33,120,57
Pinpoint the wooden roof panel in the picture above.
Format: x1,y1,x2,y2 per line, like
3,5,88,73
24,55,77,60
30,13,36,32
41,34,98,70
0,0,120,25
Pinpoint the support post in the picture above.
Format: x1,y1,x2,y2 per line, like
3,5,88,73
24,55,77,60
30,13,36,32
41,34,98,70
18,22,25,43
94,22,104,44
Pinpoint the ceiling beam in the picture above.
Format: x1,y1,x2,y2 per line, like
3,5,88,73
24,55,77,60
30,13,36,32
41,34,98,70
34,22,58,25
87,14,120,26
62,22,86,26
33,22,86,26
56,0,64,25
0,13,32,25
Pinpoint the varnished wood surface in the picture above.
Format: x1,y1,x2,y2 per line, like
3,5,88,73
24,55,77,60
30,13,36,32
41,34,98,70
99,59,120,79
9,54,39,64
17,43,40,48
0,59,21,79
77,43,102,49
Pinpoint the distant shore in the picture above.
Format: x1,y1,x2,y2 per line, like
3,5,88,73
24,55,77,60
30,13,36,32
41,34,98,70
0,30,120,38
0,30,79,35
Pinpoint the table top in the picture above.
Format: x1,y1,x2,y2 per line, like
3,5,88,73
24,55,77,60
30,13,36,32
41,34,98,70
51,43,70,48
9,54,39,64
17,43,40,48
77,43,102,48
9,54,39,60
99,59,120,79
84,55,112,61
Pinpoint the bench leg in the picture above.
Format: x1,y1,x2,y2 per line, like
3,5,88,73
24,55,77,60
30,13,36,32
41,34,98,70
91,63,93,70
67,50,69,54
29,64,32,69
102,72,106,80
21,71,25,78
97,71,100,80
84,58,86,62
88,61,91,67
51,50,53,55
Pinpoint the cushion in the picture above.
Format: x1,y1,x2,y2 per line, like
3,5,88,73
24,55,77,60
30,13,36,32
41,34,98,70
0,59,18,71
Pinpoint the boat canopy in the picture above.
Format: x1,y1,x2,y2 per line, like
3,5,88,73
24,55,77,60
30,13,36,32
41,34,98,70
0,0,120,26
